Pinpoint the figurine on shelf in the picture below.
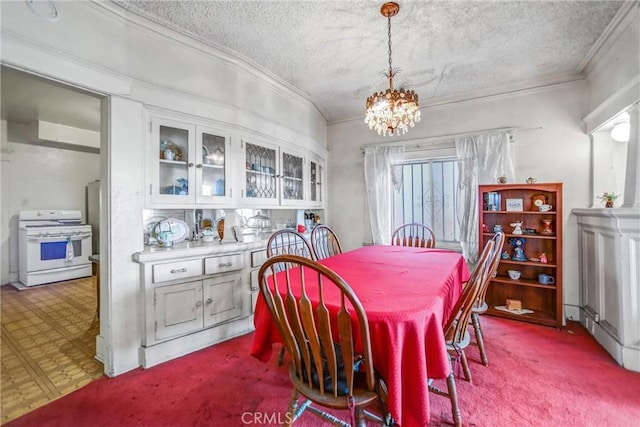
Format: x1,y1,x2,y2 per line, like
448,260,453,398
482,223,489,233
510,237,527,261
510,221,523,235
501,251,511,260
540,252,548,264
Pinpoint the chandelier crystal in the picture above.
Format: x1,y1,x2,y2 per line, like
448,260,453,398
365,2,421,136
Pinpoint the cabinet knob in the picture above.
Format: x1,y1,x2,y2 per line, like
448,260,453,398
218,262,233,268
196,164,203,168
195,300,203,307
188,162,194,167
205,298,212,305
170,268,188,274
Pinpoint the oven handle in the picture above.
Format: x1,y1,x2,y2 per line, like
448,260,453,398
27,233,92,241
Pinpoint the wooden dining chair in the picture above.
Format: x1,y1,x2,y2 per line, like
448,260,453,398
266,229,315,365
310,225,343,260
258,254,392,426
391,223,436,248
428,239,494,427
471,231,506,366
267,229,315,267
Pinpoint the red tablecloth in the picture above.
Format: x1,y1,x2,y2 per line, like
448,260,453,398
251,245,470,427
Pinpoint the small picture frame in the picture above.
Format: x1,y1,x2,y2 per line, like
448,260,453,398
506,198,524,212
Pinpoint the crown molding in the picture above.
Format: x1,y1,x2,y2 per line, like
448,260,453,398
91,1,329,121
579,1,639,75
330,72,586,126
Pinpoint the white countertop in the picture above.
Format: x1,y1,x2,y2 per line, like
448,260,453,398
133,237,268,263
133,228,314,263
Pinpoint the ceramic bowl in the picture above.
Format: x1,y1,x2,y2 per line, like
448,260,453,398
507,270,521,280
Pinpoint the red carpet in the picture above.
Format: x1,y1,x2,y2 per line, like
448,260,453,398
6,317,640,426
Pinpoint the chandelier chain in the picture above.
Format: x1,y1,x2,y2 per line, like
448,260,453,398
387,14,393,78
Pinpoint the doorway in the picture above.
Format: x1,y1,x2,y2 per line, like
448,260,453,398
0,66,105,422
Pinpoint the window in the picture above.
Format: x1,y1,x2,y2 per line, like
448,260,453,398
392,158,460,245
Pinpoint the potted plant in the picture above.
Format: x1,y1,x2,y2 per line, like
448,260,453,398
598,192,619,208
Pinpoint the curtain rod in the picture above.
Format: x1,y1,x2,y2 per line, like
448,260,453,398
361,126,542,150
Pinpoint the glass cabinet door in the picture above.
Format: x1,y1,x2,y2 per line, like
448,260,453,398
281,151,304,204
309,157,325,207
197,128,230,203
244,141,278,204
151,119,194,205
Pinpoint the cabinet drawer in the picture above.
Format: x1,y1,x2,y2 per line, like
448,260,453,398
204,253,245,274
153,259,203,283
251,249,267,267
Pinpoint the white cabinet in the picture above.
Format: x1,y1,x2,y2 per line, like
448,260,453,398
153,272,244,342
141,253,248,348
241,137,307,207
202,273,244,327
147,115,234,207
154,279,203,341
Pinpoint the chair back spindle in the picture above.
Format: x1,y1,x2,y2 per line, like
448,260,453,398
267,229,314,272
310,225,343,260
391,223,436,248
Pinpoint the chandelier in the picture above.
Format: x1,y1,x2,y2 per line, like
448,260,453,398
365,2,421,136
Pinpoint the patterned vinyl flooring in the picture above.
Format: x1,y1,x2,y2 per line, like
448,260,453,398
1,277,103,424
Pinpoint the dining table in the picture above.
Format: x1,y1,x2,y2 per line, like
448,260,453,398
251,245,470,427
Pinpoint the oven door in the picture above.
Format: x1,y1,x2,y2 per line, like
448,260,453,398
24,231,92,272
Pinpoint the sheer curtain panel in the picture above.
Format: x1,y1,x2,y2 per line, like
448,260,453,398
364,145,405,244
455,131,514,262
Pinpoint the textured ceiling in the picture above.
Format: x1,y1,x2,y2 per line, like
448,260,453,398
117,1,622,122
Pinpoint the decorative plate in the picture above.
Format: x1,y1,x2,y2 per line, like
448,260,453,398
154,218,188,244
531,193,547,210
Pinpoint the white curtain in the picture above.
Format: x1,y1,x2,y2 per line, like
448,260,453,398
455,131,514,262
364,145,404,245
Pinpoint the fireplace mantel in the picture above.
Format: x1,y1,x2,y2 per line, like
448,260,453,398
573,207,640,372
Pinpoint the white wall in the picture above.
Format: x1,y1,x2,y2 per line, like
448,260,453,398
327,82,590,319
0,121,101,284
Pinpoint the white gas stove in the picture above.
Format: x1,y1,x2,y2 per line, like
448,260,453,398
18,210,92,287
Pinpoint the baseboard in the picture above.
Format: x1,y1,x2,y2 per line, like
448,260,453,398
581,309,640,373
139,316,255,368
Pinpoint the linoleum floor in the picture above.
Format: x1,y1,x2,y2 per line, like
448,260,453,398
1,277,103,424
